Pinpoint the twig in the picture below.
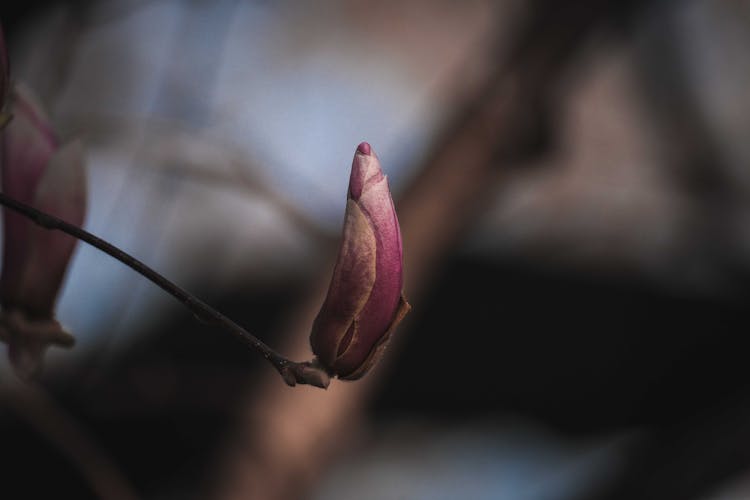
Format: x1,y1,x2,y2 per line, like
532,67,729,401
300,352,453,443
0,191,330,389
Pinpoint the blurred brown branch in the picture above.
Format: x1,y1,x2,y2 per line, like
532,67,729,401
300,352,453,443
0,380,139,500
208,1,646,499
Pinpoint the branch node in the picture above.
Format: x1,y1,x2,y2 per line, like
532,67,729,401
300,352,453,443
280,360,331,389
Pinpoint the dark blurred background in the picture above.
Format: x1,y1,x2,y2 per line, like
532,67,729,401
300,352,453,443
2,0,750,499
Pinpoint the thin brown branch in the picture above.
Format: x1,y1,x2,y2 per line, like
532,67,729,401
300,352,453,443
0,191,329,388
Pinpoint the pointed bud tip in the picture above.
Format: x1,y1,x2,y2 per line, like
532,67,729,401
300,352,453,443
349,142,384,199
357,142,371,156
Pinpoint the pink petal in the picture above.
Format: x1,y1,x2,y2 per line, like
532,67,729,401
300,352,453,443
311,143,405,378
310,198,377,366
1,84,57,308
348,144,384,200
18,140,86,317
333,175,403,376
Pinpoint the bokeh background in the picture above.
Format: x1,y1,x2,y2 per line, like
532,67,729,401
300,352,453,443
2,0,750,499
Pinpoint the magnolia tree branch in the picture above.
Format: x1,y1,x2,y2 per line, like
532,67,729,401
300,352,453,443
0,191,330,389
0,380,139,500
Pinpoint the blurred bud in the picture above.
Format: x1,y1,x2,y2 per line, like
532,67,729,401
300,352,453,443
0,23,9,127
310,142,410,380
0,84,86,378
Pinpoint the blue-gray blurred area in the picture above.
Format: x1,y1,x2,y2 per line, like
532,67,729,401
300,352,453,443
1,1,750,500
7,0,442,359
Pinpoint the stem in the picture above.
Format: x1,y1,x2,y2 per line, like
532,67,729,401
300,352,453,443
0,191,330,389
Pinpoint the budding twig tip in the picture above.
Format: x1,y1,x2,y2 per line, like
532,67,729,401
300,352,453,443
279,360,332,389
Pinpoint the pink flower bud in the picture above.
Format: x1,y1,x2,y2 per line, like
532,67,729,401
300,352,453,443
0,24,9,125
310,142,410,380
0,84,86,378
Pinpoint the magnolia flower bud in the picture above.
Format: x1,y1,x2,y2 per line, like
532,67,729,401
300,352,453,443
0,24,9,126
310,142,410,380
0,84,86,378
